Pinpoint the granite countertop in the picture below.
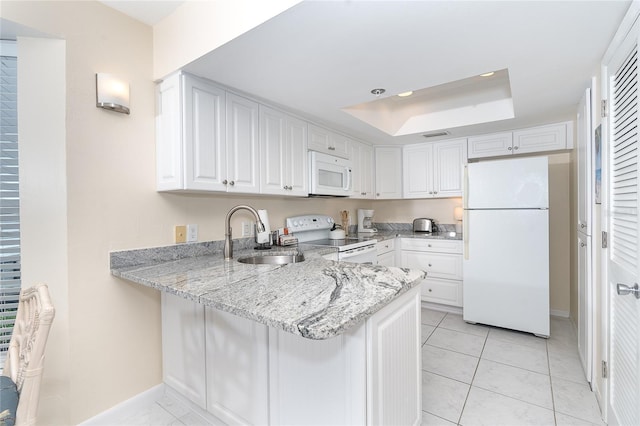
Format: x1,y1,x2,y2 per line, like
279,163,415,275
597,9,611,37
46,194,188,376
111,241,425,340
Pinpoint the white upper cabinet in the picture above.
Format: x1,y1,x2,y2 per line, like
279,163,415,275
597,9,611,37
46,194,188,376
467,131,513,159
156,72,259,193
308,124,350,159
225,93,260,193
375,146,403,199
467,122,573,159
351,140,375,199
403,139,467,198
259,106,308,196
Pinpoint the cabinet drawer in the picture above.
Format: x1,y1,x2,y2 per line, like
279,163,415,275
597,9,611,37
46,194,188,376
421,278,462,307
400,238,462,254
376,239,395,255
401,251,462,280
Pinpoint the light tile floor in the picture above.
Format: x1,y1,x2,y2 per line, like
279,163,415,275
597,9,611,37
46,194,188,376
115,309,604,426
421,309,604,426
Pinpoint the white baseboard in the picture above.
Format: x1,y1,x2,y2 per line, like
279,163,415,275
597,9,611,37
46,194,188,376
550,309,570,318
421,301,463,315
79,384,165,426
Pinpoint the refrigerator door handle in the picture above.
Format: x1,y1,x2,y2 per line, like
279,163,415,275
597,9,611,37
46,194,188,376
464,209,469,260
463,164,469,209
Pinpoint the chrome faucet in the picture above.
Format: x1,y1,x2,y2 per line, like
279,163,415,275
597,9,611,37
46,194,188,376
224,205,265,260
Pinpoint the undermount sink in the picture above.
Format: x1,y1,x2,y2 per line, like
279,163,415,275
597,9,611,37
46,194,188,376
237,253,305,265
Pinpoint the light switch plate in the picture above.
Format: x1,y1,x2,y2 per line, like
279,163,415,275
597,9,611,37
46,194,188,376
187,224,198,242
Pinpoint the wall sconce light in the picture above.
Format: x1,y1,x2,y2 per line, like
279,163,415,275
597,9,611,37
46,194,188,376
453,206,463,234
96,73,130,114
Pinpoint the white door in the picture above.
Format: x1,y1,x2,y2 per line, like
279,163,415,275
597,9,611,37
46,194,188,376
604,31,640,426
577,232,592,383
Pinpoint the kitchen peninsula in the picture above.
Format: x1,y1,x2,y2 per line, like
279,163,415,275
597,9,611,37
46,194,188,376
111,241,425,425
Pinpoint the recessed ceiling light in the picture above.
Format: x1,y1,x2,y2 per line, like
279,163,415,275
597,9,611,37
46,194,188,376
397,91,413,97
370,88,386,96
480,72,495,77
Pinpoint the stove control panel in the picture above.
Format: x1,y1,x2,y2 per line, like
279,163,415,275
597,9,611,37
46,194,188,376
286,215,335,232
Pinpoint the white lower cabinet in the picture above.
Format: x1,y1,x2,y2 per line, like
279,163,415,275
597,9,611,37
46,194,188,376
205,308,270,425
376,239,396,266
161,293,207,408
162,285,421,425
400,239,463,307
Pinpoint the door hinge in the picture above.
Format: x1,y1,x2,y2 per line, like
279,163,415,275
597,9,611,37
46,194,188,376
601,99,608,118
602,360,608,378
602,231,608,249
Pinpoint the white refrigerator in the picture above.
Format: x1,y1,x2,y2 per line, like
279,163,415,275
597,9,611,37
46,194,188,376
463,156,550,337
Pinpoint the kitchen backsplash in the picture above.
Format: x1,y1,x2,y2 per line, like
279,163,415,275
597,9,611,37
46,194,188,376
347,223,457,234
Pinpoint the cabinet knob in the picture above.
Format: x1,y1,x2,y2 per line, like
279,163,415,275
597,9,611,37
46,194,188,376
434,191,438,194
580,223,586,228
222,179,228,185
428,264,432,267
428,244,432,247
328,146,336,151
507,146,512,151
428,288,432,292
229,181,235,186
514,145,519,150
580,242,585,247
429,191,433,194
377,193,380,196
287,186,292,190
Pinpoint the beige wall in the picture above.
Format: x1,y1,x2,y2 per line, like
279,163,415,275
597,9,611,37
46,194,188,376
373,197,462,224
153,0,301,80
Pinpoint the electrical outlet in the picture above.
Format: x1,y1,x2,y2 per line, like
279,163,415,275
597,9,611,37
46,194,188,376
174,225,187,243
186,224,198,243
241,221,253,237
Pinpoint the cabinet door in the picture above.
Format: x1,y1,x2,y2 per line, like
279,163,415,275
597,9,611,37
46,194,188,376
156,73,183,191
433,139,467,197
377,251,395,267
259,106,286,195
421,277,463,307
183,75,227,191
375,147,403,199
226,93,260,193
308,124,350,159
284,116,308,196
513,122,568,154
161,293,206,408
403,144,433,198
205,308,269,425
351,141,374,199
467,131,513,159
360,143,374,198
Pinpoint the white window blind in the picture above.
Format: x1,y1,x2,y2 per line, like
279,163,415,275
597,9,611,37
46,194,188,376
0,42,19,361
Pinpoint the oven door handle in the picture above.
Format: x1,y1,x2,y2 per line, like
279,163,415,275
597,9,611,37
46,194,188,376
340,245,377,259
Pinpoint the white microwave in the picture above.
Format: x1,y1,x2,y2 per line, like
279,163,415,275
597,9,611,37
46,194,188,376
309,151,352,197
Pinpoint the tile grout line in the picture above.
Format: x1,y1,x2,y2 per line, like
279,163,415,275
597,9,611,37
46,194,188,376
455,318,489,426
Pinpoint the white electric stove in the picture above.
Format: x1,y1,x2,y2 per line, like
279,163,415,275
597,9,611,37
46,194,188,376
286,214,377,264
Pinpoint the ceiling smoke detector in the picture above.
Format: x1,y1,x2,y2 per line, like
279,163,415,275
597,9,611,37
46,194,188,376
422,131,450,138
370,88,386,96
